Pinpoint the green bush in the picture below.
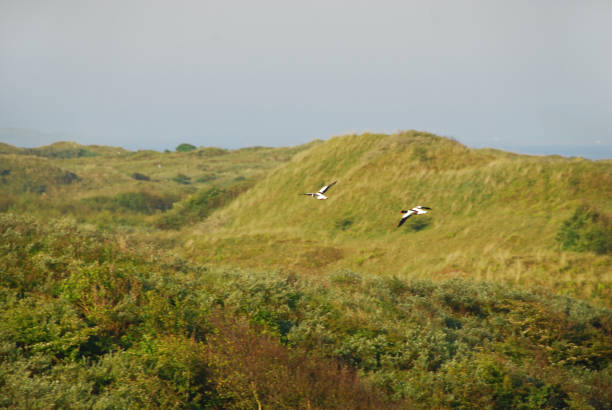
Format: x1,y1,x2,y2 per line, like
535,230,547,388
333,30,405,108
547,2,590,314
0,214,387,409
81,192,175,215
175,143,196,152
172,173,191,185
335,218,354,231
131,172,150,181
557,205,611,254
156,180,253,229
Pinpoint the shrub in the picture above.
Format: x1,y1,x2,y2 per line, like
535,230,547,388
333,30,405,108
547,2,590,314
175,143,196,152
131,172,150,181
335,218,354,231
156,180,253,229
172,173,191,185
81,192,175,215
196,173,217,183
557,205,611,254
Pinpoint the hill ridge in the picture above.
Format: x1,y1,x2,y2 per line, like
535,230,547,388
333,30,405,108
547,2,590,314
181,131,610,306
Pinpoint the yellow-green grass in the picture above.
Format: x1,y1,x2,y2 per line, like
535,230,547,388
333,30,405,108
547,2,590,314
182,131,611,306
2,134,610,305
0,141,317,225
50,142,319,198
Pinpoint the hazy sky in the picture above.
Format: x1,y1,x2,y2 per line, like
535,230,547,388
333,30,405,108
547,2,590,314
1,0,611,156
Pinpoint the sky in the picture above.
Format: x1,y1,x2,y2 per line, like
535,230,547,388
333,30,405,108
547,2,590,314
1,0,611,158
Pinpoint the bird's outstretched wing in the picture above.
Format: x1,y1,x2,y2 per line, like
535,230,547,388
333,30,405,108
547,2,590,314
397,211,414,227
318,181,337,194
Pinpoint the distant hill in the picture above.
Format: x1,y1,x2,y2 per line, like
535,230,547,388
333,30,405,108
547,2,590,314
0,141,127,158
0,140,319,225
183,131,611,305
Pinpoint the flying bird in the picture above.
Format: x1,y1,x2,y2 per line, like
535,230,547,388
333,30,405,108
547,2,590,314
303,181,337,200
397,206,431,227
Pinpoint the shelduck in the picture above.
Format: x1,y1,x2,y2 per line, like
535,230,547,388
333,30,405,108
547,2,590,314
303,181,337,200
397,206,431,227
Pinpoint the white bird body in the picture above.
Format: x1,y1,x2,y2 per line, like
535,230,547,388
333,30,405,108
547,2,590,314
398,206,431,227
303,181,337,200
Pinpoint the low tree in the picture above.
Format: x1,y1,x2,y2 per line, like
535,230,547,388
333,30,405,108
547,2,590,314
176,143,196,152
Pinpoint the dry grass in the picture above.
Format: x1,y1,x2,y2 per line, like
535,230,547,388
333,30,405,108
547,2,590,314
179,131,611,306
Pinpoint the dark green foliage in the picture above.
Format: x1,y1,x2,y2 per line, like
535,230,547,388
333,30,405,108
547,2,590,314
335,217,354,231
115,192,170,213
82,191,175,214
196,173,217,183
59,171,79,184
557,205,611,254
175,143,196,152
156,180,254,229
0,214,387,408
172,173,191,184
26,147,99,159
131,172,150,181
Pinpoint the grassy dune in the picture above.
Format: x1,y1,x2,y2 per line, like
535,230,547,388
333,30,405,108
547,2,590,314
0,141,316,226
182,131,611,305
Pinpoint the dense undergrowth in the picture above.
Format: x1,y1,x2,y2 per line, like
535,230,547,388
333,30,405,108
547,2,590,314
2,214,611,408
0,214,386,408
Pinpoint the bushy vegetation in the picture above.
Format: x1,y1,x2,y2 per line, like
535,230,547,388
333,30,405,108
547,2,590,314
176,143,197,152
1,214,611,408
156,180,254,230
557,204,611,255
172,173,192,185
81,191,177,215
0,214,388,408
131,172,151,181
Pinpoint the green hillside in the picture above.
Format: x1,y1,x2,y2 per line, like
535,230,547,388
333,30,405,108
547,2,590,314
0,141,317,226
183,131,611,306
1,133,611,408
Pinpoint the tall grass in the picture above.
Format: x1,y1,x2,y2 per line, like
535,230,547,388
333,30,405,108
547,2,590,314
183,131,611,305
